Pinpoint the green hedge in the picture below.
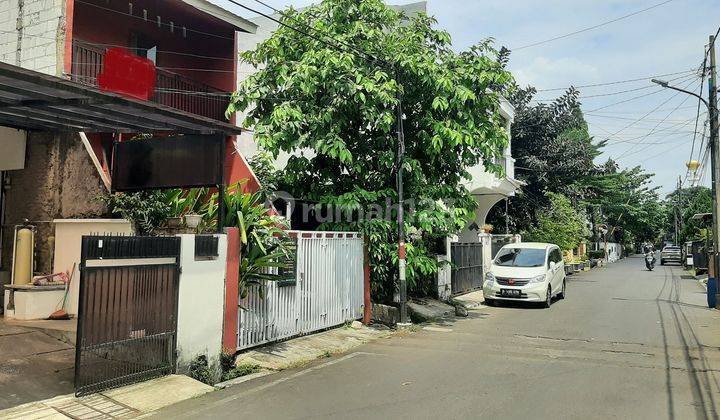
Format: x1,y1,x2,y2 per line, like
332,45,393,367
588,250,606,259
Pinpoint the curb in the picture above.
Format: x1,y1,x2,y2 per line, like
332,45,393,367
214,370,274,390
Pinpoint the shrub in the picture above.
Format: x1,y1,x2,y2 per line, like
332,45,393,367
188,355,213,385
588,250,606,259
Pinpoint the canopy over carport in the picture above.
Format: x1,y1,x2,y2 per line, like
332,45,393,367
0,61,242,135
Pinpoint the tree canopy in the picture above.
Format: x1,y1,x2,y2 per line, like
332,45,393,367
526,192,590,251
665,186,712,244
489,85,666,248
229,0,514,301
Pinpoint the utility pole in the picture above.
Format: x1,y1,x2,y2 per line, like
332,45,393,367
675,176,680,245
396,88,408,324
651,34,719,290
709,34,720,291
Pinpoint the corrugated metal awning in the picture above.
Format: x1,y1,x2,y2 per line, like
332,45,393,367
0,62,242,136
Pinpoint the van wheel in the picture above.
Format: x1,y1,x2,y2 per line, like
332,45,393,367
544,286,552,308
558,280,566,300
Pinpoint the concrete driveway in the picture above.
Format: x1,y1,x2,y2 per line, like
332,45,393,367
0,319,75,410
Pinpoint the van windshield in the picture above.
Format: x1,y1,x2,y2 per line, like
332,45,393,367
494,248,546,267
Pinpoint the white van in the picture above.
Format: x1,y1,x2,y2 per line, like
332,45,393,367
483,242,566,308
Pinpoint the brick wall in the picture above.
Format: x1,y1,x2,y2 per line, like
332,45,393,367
0,0,65,75
1,132,107,279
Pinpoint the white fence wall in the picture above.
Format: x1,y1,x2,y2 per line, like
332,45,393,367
237,232,365,350
595,242,622,262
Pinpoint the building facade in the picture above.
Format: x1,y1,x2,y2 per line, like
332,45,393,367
0,0,260,291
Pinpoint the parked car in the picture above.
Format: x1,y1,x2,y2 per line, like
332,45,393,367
483,242,566,308
660,246,682,265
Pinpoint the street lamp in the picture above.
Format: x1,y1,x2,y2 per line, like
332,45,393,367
651,79,710,108
651,38,719,297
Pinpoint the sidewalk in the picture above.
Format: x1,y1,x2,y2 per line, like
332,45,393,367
231,322,393,373
0,375,212,420
451,290,485,309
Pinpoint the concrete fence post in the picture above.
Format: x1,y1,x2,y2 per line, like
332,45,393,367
222,228,240,352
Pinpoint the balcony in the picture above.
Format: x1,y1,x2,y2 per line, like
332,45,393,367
71,40,229,122
495,154,515,181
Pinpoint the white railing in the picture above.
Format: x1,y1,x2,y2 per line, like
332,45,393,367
237,231,365,350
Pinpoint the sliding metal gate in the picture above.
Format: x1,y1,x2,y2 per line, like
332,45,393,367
74,236,181,396
237,232,365,350
451,243,484,295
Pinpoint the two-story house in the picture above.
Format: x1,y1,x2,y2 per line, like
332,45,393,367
0,0,261,295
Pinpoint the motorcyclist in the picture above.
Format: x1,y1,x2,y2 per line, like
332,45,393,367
644,243,656,269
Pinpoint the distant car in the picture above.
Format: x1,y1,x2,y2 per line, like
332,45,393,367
660,246,682,265
483,242,566,308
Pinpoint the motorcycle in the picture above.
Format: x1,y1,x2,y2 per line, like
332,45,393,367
645,253,656,271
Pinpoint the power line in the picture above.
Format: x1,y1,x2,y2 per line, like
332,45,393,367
531,71,699,106
536,71,697,101
0,32,237,63
585,113,705,124
74,0,236,41
584,72,698,112
535,69,697,92
614,79,699,160
588,104,701,115
685,53,709,183
246,0,384,64
603,120,700,145
596,76,696,143
512,0,675,51
224,0,383,66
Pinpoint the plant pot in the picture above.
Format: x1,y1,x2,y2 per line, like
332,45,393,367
167,216,183,228
184,214,202,229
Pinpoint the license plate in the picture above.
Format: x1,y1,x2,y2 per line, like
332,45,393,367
500,289,521,298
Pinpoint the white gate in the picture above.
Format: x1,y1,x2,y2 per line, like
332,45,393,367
237,232,365,350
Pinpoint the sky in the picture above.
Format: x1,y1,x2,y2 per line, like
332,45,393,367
216,0,719,195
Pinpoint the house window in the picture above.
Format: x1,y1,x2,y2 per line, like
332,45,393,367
128,33,159,65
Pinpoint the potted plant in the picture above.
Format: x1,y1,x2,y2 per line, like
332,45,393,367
563,254,575,275
185,213,203,229
181,189,204,230
164,190,184,228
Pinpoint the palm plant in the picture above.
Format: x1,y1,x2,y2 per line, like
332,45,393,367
200,181,295,297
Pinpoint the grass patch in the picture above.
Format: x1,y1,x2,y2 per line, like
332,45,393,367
318,350,333,359
221,363,262,381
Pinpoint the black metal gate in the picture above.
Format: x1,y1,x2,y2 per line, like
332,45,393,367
451,243,484,295
74,236,181,396
491,235,518,259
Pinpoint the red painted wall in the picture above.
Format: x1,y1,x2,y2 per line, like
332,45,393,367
70,0,235,92
69,0,262,194
223,227,240,352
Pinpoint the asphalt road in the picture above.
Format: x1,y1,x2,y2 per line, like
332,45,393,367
154,256,720,420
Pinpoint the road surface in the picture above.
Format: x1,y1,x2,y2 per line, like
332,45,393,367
154,255,720,419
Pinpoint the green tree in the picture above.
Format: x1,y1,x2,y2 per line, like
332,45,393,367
228,0,513,301
489,84,666,248
665,186,712,243
526,192,589,251
488,87,603,232
581,160,665,245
